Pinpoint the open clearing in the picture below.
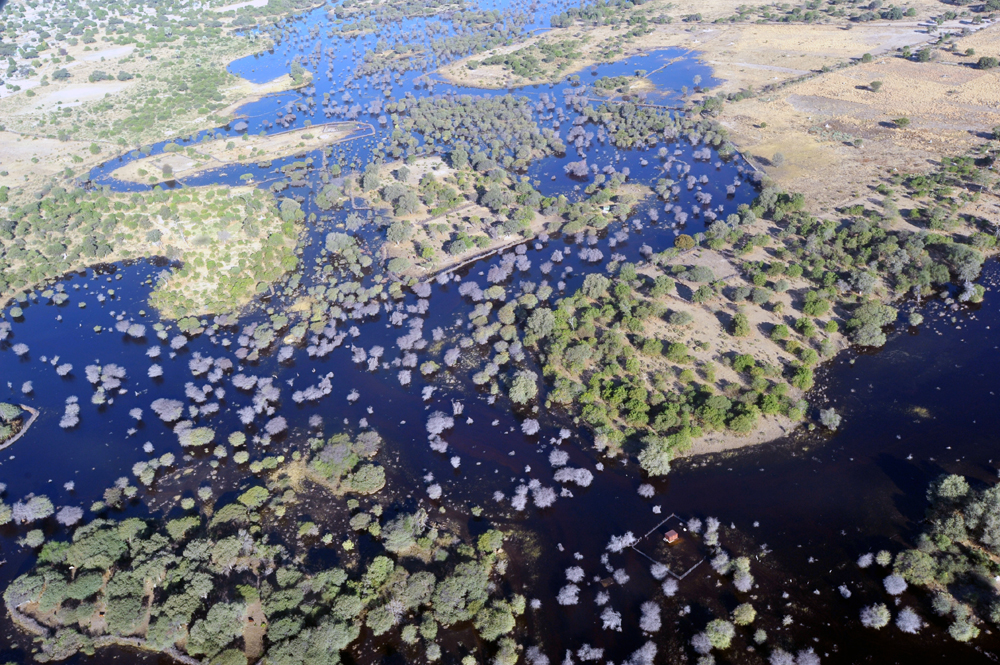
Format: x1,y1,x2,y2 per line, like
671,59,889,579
0,132,97,196
437,0,957,93
720,23,1000,217
109,122,363,184
439,22,939,93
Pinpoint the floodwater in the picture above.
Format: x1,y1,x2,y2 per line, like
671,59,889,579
2,0,1000,663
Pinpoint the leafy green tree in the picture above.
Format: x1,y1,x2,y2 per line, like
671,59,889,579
928,474,970,504
731,312,751,337
893,549,936,586
431,561,491,626
279,198,304,223
509,370,538,404
474,600,516,641
580,274,610,299
638,435,671,476
237,486,269,510
187,602,245,658
705,619,736,649
733,603,756,625
361,165,381,192
0,403,21,422
477,529,504,553
382,510,426,553
386,220,413,244
526,308,556,339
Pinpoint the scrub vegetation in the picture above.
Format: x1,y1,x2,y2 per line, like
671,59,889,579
0,0,315,205
0,184,301,317
854,474,1000,644
0,401,25,444
2,0,1000,663
4,428,522,665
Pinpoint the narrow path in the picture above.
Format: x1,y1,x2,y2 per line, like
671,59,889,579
0,404,39,452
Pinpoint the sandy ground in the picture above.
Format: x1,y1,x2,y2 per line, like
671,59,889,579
438,4,958,93
242,600,267,660
0,132,103,201
682,414,796,458
79,46,136,62
109,121,362,184
0,43,136,105
218,72,312,117
17,80,132,114
217,0,268,10
720,24,1000,216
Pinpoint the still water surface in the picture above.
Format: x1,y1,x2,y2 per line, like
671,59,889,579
1,1,998,663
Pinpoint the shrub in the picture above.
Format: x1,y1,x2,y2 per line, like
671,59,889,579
860,603,891,629
949,619,980,642
692,285,714,303
685,265,715,282
731,312,751,337
733,603,756,625
669,311,693,326
705,619,736,649
819,408,841,430
509,370,538,404
236,486,269,510
977,56,999,70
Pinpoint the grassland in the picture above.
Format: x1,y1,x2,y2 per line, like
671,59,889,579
436,0,957,90
0,184,302,318
109,123,363,185
0,0,315,206
719,25,1000,220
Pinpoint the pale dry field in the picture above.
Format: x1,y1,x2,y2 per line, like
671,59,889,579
721,23,1000,216
0,47,314,209
0,132,97,194
109,122,361,184
438,0,957,92
439,21,943,92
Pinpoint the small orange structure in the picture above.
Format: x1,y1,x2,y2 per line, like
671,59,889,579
664,530,679,544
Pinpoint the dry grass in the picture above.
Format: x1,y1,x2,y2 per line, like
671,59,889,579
438,0,953,91
109,121,360,184
0,132,99,198
720,25,1000,216
0,31,309,204
693,21,938,93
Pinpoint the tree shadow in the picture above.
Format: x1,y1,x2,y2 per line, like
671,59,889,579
674,282,694,302
872,452,949,540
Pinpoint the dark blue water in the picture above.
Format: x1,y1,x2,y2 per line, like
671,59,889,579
6,1,999,664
